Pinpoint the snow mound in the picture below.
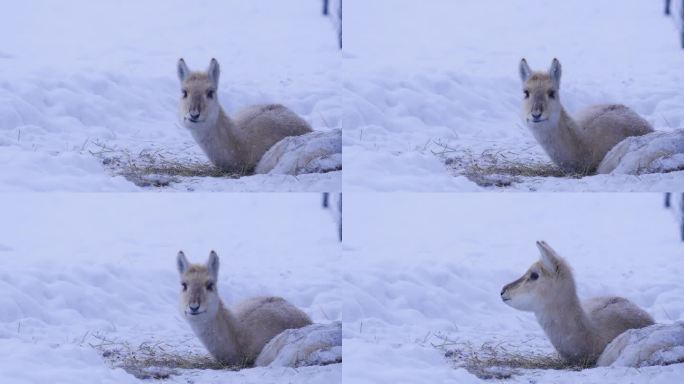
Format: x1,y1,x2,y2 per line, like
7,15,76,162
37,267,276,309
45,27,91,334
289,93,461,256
598,130,684,174
256,129,342,175
597,322,684,367
255,321,342,368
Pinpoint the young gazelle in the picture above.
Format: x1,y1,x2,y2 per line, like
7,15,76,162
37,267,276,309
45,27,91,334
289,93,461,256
177,58,312,173
519,59,653,174
500,241,654,365
176,251,312,366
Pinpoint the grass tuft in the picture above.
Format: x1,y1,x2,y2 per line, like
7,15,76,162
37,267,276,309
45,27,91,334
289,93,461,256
433,141,586,187
89,334,246,380
89,140,247,187
433,335,593,380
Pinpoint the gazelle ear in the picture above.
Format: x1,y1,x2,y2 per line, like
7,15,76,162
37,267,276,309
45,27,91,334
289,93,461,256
207,250,220,280
177,58,190,82
207,58,220,88
177,251,189,275
536,241,561,273
549,58,562,88
519,58,532,82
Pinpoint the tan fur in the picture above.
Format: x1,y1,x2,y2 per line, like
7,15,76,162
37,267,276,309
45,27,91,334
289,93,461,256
500,241,654,365
177,58,312,173
176,251,312,365
519,59,653,174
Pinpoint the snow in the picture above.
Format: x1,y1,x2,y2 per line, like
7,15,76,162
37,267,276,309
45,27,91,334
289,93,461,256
343,193,684,383
0,1,340,192
256,321,342,367
598,321,684,367
0,194,341,383
598,130,684,174
256,128,343,175
343,0,684,191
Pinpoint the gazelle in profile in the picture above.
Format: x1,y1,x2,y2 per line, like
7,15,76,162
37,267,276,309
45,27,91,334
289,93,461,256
519,59,653,174
177,58,312,173
500,241,654,365
176,251,312,366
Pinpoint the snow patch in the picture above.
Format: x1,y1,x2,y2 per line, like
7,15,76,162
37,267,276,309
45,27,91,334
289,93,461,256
256,321,342,367
598,322,684,367
598,130,684,175
256,129,342,175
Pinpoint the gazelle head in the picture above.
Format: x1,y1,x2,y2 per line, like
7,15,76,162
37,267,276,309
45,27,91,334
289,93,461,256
177,58,221,128
519,58,562,126
177,250,221,319
500,241,575,313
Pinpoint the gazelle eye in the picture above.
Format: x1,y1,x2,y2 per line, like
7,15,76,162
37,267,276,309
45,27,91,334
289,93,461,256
182,90,188,98
523,90,530,99
548,90,555,99
181,282,187,291
206,90,214,99
529,272,539,281
206,282,214,291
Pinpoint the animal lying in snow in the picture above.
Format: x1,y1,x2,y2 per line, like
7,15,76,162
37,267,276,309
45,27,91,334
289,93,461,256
176,250,341,367
518,58,653,175
177,58,341,175
500,241,653,365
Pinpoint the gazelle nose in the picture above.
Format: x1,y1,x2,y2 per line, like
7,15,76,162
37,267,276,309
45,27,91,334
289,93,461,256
500,287,506,296
189,303,200,312
189,112,200,120
531,111,542,119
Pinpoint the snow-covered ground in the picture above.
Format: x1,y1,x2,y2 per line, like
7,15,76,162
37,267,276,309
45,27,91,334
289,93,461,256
0,1,340,192
0,194,341,383
343,193,684,383
343,0,684,191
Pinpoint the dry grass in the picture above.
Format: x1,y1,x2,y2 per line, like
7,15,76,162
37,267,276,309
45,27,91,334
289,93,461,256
433,335,593,380
89,334,245,380
433,141,586,187
89,141,247,187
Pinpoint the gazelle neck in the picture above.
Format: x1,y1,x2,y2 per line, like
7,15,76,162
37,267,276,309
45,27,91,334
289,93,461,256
187,300,244,364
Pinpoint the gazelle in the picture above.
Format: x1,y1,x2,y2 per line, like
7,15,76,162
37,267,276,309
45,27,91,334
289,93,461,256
177,58,312,173
176,250,312,366
500,241,654,365
519,59,653,174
